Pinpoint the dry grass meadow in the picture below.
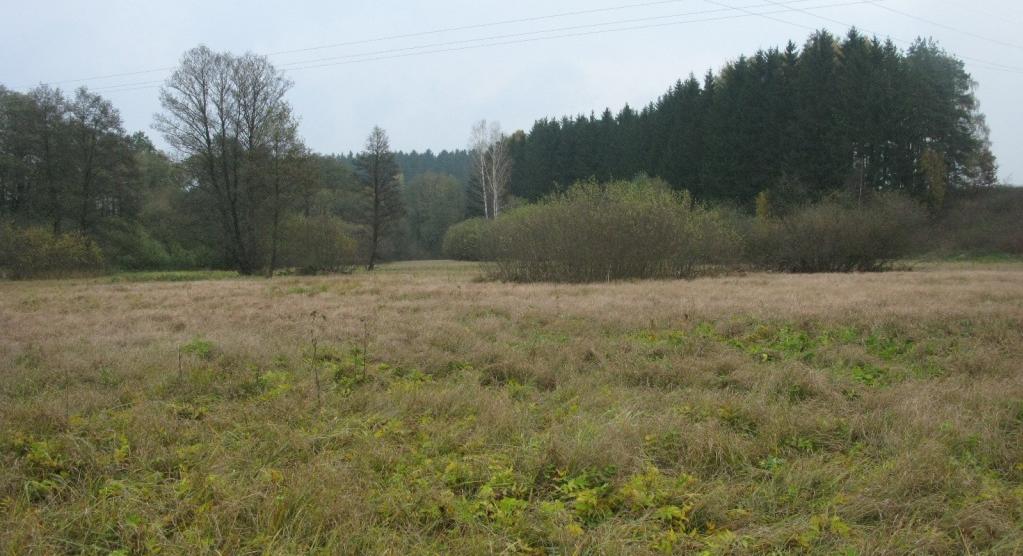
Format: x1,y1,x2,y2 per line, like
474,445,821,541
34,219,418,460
2,260,1023,554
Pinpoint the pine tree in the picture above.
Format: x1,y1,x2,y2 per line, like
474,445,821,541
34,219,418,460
503,29,997,207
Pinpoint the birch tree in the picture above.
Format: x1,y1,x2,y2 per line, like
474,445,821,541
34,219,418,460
468,120,511,219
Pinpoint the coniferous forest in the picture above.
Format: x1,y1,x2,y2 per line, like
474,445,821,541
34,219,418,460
507,30,998,205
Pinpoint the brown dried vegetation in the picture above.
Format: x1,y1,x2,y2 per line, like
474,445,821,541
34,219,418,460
1,261,1022,554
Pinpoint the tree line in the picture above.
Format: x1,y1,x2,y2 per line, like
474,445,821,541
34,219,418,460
0,47,473,276
0,29,1005,278
506,30,998,209
0,85,142,236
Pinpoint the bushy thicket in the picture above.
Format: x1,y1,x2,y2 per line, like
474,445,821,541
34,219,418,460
930,188,1023,256
99,220,209,271
442,218,489,261
482,178,741,282
457,178,944,282
279,215,358,274
747,194,927,273
0,222,105,279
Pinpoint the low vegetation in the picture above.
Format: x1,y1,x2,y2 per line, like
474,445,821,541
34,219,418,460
747,194,927,273
2,262,1022,553
0,222,105,279
443,178,953,282
279,214,359,275
441,217,489,262
928,187,1023,257
482,178,739,282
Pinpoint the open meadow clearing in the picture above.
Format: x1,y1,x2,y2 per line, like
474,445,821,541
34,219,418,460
2,261,1023,554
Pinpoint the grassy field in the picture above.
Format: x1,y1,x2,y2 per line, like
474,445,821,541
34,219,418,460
2,261,1023,554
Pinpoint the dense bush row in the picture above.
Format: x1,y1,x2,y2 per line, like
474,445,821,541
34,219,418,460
443,178,942,282
4,182,1019,281
929,188,1023,256
279,215,358,275
441,218,489,262
747,195,927,273
0,215,359,280
481,178,740,282
0,223,105,279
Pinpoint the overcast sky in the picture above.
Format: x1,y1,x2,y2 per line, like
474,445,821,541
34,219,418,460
3,0,1020,182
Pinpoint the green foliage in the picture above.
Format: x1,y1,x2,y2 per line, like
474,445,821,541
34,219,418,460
747,194,927,273
0,222,105,279
755,190,773,220
441,217,489,261
279,214,357,274
106,270,238,283
402,171,466,258
0,85,140,239
482,177,741,282
98,220,205,271
180,337,215,360
920,148,949,213
354,126,404,270
506,30,997,205
669,319,945,390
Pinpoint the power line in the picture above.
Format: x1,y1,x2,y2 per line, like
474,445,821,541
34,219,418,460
37,0,702,87
703,0,817,31
90,0,1023,96
274,0,832,70
48,0,823,90
870,2,1023,51
90,0,876,94
284,0,873,72
731,0,1023,74
266,0,700,57
936,0,1023,26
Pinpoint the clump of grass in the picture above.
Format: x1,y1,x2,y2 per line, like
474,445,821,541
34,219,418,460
179,337,215,360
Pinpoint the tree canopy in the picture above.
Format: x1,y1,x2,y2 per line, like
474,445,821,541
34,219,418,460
507,30,997,208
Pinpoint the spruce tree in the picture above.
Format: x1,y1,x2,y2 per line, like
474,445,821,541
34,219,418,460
355,126,403,271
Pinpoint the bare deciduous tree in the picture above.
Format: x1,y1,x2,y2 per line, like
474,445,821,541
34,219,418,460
468,120,511,219
155,45,297,275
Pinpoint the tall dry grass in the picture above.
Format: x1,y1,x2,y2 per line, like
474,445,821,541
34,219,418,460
1,261,1022,554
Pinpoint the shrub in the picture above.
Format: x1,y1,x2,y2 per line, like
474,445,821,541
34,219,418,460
930,187,1023,256
442,218,489,261
747,194,926,273
97,220,207,271
0,223,106,279
482,178,741,282
279,214,357,274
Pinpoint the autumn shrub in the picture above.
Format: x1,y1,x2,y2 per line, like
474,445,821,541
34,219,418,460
930,187,1023,256
482,178,741,282
279,214,358,274
747,193,927,273
442,217,489,261
0,222,106,279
